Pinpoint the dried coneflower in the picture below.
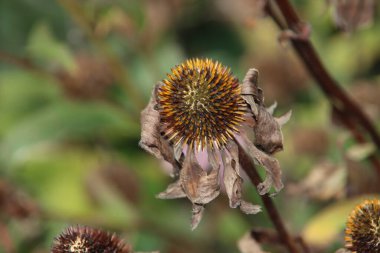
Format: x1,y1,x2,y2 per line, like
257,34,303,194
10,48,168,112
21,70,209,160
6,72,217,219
345,199,380,253
140,58,291,229
51,226,131,253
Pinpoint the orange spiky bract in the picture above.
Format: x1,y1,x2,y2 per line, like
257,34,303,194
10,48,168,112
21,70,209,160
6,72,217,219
345,199,380,253
51,226,130,253
157,58,246,151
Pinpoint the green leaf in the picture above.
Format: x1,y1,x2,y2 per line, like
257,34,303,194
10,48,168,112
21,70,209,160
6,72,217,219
0,101,138,166
26,22,75,71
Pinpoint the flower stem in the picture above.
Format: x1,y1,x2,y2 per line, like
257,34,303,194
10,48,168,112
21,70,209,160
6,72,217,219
265,0,380,175
237,143,302,253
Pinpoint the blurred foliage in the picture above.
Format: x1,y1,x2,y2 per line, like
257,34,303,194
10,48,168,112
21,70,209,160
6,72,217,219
0,0,380,253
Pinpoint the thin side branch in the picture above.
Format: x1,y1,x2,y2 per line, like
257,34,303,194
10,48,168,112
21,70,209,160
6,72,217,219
238,143,302,253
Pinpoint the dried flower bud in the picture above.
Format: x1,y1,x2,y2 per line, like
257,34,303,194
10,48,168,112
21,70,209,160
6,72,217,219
330,0,375,32
140,58,290,229
51,226,131,253
345,199,380,253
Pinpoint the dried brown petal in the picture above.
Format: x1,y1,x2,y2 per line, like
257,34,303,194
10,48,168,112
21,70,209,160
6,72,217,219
180,150,220,204
275,110,292,127
238,232,267,253
156,180,186,199
223,144,243,208
254,106,285,155
224,143,262,212
238,133,283,194
242,68,263,117
139,83,178,171
239,201,262,214
191,204,205,230
266,102,277,115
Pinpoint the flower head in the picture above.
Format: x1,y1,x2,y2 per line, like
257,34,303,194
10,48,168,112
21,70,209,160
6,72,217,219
140,58,290,229
157,58,246,151
345,199,380,253
51,226,131,253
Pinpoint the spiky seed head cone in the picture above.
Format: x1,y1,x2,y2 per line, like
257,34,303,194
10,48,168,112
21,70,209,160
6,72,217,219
51,226,130,253
345,199,380,253
157,58,246,151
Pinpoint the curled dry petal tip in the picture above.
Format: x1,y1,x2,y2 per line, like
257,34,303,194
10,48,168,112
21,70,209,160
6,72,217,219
242,68,262,117
191,204,205,230
266,101,277,115
276,110,292,127
239,201,262,214
156,180,186,199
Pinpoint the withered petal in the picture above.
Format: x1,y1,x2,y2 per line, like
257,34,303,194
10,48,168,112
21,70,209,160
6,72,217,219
238,133,283,195
156,180,186,199
191,204,205,230
223,144,243,208
241,68,262,117
254,106,285,155
266,101,277,115
239,201,262,214
207,146,220,174
139,83,177,168
275,110,292,127
180,150,220,204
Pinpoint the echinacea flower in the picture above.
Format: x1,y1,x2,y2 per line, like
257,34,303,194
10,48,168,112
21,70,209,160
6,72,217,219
51,226,131,253
345,199,380,253
140,58,291,229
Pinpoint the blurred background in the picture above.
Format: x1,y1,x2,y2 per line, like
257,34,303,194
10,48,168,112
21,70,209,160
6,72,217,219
0,0,380,252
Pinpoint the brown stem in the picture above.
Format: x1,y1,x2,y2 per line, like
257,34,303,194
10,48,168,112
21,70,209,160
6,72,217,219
266,0,380,154
238,143,302,253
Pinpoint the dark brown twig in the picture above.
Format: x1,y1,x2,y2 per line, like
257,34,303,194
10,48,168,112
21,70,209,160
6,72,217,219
238,143,302,253
265,0,380,154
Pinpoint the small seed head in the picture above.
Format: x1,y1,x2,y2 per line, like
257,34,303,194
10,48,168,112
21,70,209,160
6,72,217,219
157,58,246,150
51,226,130,253
345,199,380,253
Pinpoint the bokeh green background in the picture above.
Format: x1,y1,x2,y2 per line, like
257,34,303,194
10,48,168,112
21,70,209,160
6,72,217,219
1,0,380,252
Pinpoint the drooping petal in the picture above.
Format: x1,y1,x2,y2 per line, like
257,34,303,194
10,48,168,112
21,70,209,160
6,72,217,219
156,180,186,199
139,82,178,170
191,204,205,230
180,150,220,204
224,142,262,212
222,145,243,208
239,200,261,214
241,68,262,118
254,106,286,155
237,133,283,195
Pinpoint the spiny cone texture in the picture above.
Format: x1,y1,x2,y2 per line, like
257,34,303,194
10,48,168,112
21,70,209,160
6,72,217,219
345,199,380,253
51,226,130,253
157,58,246,150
